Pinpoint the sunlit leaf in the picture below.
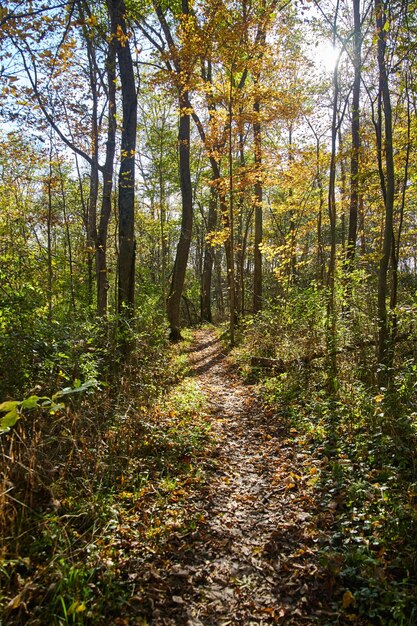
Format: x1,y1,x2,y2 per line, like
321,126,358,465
342,590,355,609
0,406,20,432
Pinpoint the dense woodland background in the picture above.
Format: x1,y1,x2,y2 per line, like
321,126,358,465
1,0,417,623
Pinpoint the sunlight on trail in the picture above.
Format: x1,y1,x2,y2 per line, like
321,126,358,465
143,328,340,625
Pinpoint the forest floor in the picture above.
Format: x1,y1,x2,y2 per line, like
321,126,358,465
3,327,415,625
125,328,348,625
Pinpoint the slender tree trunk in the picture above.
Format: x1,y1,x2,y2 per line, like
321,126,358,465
287,125,297,287
152,0,194,340
207,160,237,331
235,127,245,316
390,76,411,342
58,161,76,312
252,16,266,310
214,247,224,317
227,66,236,345
159,137,167,307
201,184,217,322
375,0,395,384
47,148,53,323
327,46,340,391
86,40,99,307
96,39,117,316
183,58,237,339
346,0,361,266
314,135,325,285
242,206,254,311
167,89,193,340
87,164,99,305
253,95,263,312
338,126,347,254
108,0,137,317
359,194,366,254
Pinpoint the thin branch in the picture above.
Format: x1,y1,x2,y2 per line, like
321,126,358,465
13,39,104,173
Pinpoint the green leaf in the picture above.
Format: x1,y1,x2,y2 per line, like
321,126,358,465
0,406,20,433
20,395,42,409
0,400,21,413
49,402,65,415
52,380,96,401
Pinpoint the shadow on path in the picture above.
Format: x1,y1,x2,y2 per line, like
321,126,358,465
128,329,339,625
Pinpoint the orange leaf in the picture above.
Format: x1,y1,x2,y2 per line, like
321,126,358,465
342,590,355,609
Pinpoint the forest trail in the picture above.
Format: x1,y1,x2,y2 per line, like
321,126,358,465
139,328,339,625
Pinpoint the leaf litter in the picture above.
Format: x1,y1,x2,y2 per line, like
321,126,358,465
118,329,352,625
2,329,366,625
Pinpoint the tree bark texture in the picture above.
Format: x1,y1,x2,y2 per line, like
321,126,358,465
86,34,99,306
96,38,117,316
326,42,340,391
201,184,217,323
375,0,395,383
346,0,361,265
253,97,263,312
108,0,137,316
167,90,193,340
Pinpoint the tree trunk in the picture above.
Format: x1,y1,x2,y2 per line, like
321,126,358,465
47,144,54,323
58,161,76,312
287,125,297,288
167,90,193,340
346,0,361,266
338,125,347,254
214,247,224,317
159,135,168,307
97,38,117,316
326,43,340,391
253,96,263,312
227,67,236,345
86,40,99,307
375,0,395,385
108,0,137,317
390,76,411,343
201,184,217,323
315,135,325,285
235,127,245,316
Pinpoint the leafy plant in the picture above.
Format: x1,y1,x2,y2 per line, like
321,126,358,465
0,380,97,434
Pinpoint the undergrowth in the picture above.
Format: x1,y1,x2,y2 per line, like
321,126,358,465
0,327,214,625
235,290,417,625
261,369,417,625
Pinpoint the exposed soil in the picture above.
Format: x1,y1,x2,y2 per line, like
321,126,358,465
128,329,343,625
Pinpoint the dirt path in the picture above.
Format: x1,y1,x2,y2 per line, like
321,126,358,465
139,329,339,625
